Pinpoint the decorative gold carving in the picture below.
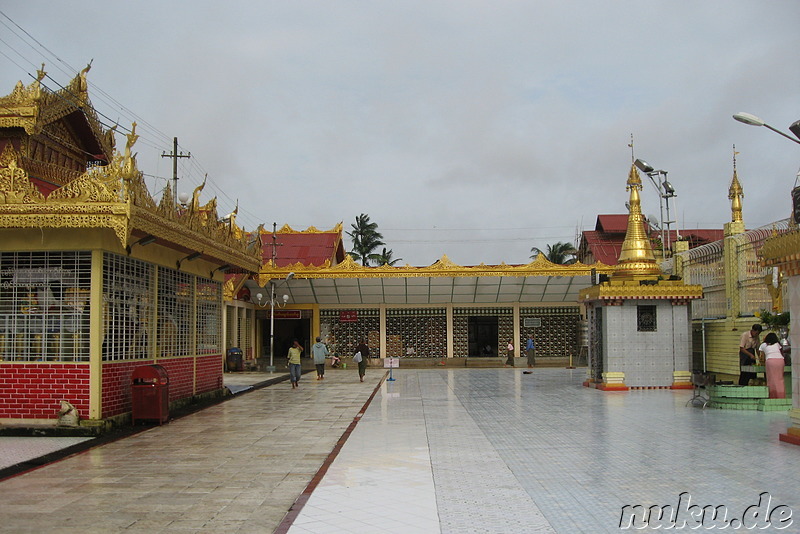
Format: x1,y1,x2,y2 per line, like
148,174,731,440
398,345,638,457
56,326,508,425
272,222,344,234
257,250,615,286
0,148,45,204
0,142,18,167
579,280,703,302
0,104,262,273
48,167,123,203
1,64,114,157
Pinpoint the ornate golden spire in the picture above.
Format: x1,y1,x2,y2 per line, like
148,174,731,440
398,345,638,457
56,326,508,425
616,163,661,277
729,145,744,223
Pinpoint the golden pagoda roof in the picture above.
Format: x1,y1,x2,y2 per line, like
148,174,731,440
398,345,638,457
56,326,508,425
0,64,114,165
0,131,262,273
614,163,661,278
729,147,744,224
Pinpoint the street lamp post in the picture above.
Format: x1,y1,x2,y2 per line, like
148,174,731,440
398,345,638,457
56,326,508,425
255,272,294,372
733,112,800,223
733,112,800,146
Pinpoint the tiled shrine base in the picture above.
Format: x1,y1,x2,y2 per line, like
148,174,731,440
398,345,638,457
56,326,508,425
707,384,792,411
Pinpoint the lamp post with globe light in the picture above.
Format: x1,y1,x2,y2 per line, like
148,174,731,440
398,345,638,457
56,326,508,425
254,272,295,372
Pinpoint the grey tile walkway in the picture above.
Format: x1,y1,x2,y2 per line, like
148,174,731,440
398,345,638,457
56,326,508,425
1,367,798,533
290,368,800,533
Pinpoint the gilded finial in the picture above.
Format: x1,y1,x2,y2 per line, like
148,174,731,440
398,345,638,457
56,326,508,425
79,60,92,92
729,145,743,223
616,163,661,277
628,134,635,163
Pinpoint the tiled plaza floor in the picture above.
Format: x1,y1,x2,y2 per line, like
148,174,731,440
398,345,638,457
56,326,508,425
1,367,798,533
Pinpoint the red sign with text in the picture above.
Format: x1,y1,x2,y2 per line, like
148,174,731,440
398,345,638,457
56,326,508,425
273,310,301,319
340,310,358,322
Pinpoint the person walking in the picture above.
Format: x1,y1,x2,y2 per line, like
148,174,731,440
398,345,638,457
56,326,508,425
505,339,514,367
525,334,536,369
287,339,303,389
738,324,762,386
311,336,329,380
355,339,369,382
759,332,786,399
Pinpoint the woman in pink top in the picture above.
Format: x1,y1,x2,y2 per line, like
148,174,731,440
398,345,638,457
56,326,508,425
759,332,785,399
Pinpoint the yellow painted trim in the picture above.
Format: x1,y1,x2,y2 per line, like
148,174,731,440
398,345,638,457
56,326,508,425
257,253,615,284
192,277,197,394
151,266,159,361
446,306,454,359
579,279,703,301
513,304,521,357
379,305,387,357
311,304,320,341
89,249,103,420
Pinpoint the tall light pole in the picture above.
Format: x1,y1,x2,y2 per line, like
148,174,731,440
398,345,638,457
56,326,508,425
634,158,678,256
255,271,294,372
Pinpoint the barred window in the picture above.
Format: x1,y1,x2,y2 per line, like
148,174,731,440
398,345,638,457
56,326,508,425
637,305,657,332
103,253,154,361
196,278,222,355
158,267,193,357
0,251,92,362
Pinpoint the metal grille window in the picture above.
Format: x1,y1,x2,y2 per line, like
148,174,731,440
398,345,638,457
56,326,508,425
196,278,222,355
637,305,657,332
237,311,251,357
0,251,92,362
158,267,193,357
102,253,154,361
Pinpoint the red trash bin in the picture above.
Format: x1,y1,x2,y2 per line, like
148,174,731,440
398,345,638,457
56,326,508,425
131,364,170,425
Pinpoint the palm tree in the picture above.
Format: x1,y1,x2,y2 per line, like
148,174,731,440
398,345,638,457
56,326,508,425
376,247,402,266
531,242,577,264
346,213,385,266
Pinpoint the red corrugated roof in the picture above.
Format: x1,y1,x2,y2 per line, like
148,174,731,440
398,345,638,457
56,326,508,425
580,230,623,265
261,232,344,267
596,214,629,233
579,215,724,265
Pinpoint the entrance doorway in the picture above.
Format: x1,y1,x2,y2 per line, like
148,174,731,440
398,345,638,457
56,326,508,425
468,316,498,357
263,318,311,361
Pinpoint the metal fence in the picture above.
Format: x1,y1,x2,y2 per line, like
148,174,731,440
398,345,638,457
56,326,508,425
679,219,790,319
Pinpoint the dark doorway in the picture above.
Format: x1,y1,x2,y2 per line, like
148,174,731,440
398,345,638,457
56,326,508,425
468,316,498,357
264,318,311,360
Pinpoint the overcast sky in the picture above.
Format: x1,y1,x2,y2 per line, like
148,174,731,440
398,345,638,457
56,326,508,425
2,2,799,266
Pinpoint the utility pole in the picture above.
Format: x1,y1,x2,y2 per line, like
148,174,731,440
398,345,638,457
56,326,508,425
161,137,190,202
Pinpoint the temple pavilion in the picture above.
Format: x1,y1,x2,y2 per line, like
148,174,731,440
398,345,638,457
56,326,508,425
0,67,262,427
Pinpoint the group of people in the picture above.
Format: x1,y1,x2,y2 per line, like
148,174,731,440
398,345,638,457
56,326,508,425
505,334,537,369
739,323,787,399
286,337,370,389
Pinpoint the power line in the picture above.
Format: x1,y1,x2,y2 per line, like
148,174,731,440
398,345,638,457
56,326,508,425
0,12,246,224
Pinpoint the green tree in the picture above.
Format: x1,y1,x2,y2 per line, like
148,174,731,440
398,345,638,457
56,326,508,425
531,241,577,264
376,247,402,266
347,213,385,266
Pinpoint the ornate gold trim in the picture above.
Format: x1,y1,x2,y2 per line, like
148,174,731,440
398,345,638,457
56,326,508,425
256,251,616,285
579,280,703,302
1,95,262,273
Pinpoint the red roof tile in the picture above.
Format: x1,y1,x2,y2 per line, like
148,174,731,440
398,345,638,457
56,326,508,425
579,215,724,265
261,231,344,267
